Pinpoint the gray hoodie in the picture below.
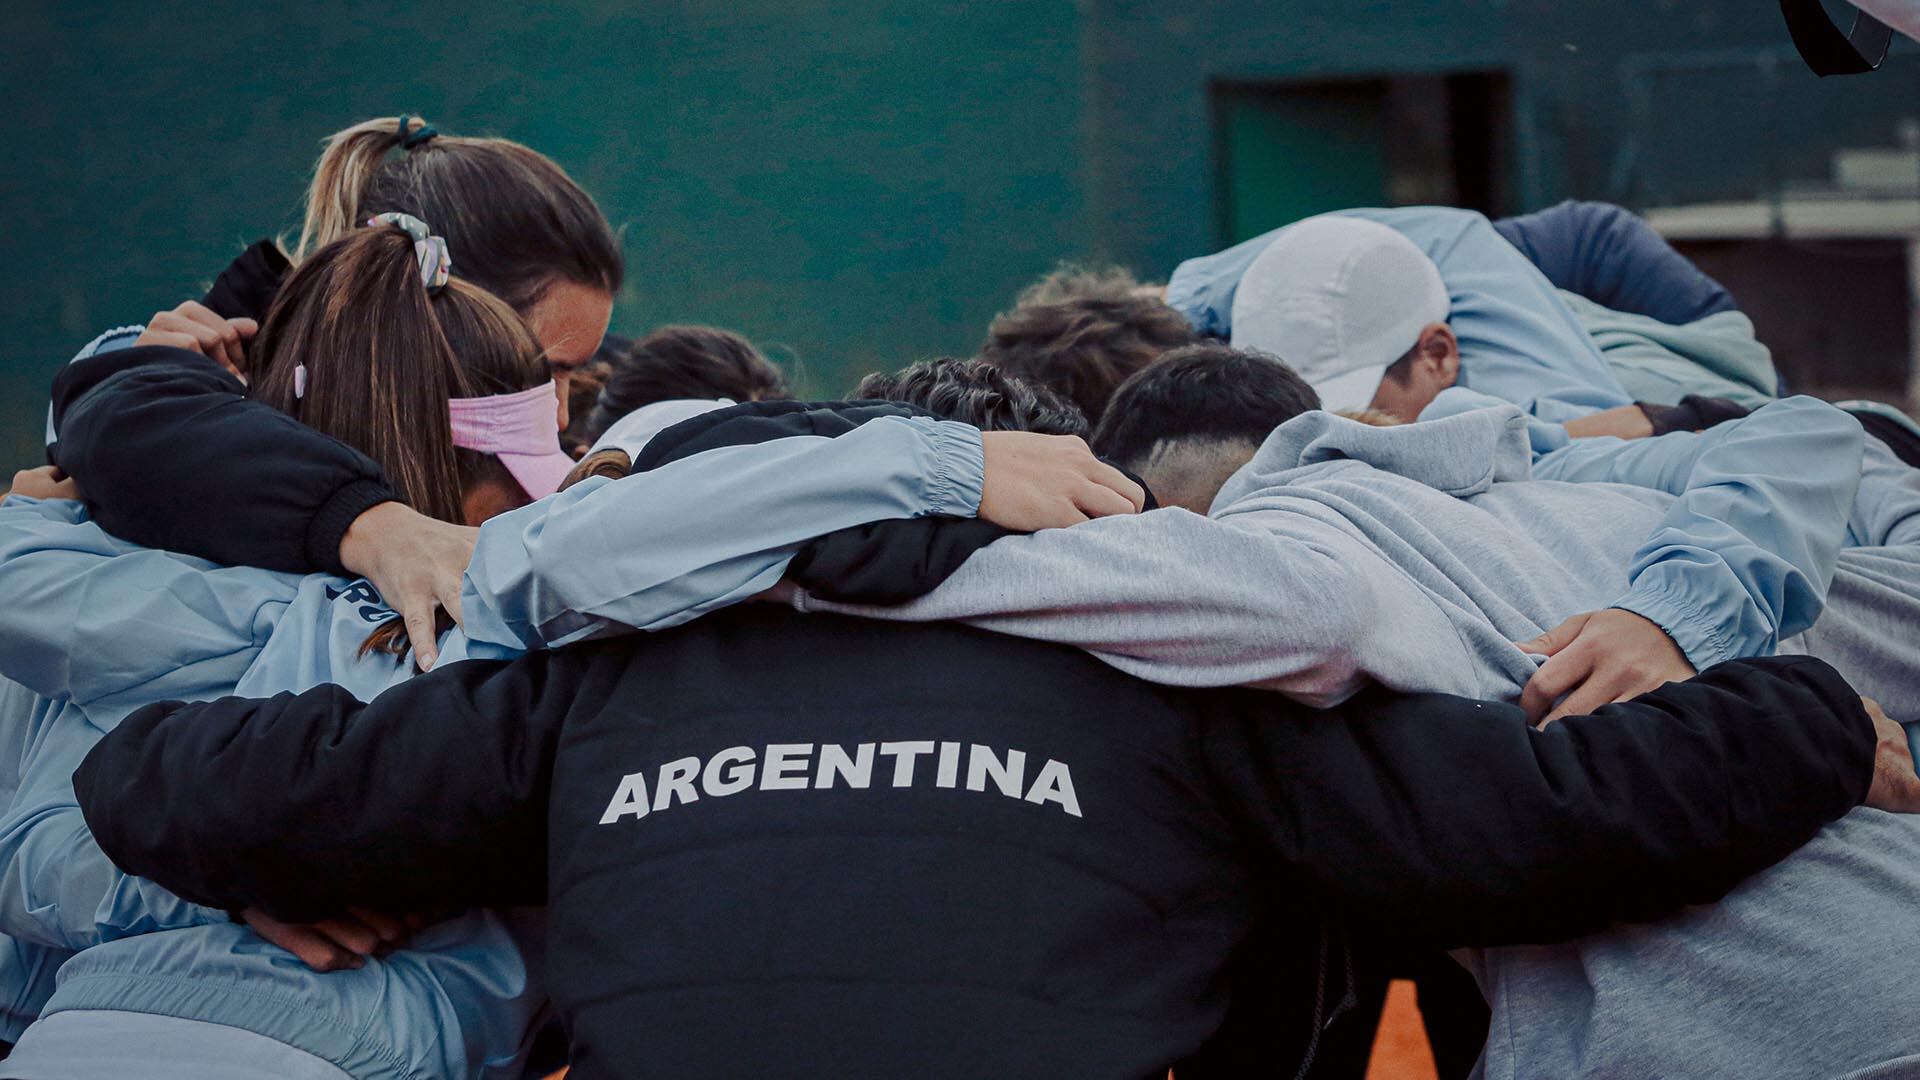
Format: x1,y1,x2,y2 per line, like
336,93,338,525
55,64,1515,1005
799,403,1894,707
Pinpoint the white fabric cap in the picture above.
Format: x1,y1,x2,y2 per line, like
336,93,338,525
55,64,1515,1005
1229,215,1451,412
589,398,735,460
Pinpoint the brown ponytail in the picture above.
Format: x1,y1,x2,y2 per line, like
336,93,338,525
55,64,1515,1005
296,115,623,315
251,227,549,525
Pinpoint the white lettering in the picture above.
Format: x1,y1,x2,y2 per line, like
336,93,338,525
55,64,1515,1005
599,743,1081,823
878,741,935,787
598,772,651,824
816,743,874,789
652,756,701,812
702,746,757,797
966,744,1027,798
760,743,815,790
1024,759,1082,818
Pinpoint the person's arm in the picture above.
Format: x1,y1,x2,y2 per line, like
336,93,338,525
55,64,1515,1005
51,344,398,575
784,518,1012,604
464,420,1144,649
794,507,1507,706
0,496,283,707
74,650,582,921
1492,200,1738,324
1209,655,1876,948
1346,207,1634,424
1529,396,1861,673
0,713,224,950
460,416,987,647
1848,434,1920,549
0,502,287,947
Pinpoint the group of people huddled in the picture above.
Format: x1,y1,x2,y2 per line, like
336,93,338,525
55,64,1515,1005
2,113,1920,1080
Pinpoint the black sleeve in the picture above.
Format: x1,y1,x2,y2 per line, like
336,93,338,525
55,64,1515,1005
785,518,1013,604
199,239,291,322
73,650,585,920
784,459,1151,605
1639,394,1756,436
1205,655,1871,949
50,345,398,575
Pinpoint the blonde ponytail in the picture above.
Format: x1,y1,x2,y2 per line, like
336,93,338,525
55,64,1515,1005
290,114,622,315
295,116,436,260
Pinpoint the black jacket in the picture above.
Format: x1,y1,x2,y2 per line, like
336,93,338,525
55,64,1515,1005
75,608,1871,1080
50,345,396,575
200,238,290,323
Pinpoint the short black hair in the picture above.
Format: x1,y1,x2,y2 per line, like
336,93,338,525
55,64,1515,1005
853,357,1089,437
1090,344,1320,467
590,324,789,436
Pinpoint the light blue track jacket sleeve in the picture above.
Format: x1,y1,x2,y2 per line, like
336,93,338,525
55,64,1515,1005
0,496,296,712
0,698,226,950
0,497,277,948
1529,396,1863,668
1849,435,1920,549
462,414,986,649
1166,207,1633,423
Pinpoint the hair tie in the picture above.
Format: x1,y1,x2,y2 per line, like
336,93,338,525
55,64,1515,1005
293,363,307,401
365,212,452,291
396,114,438,149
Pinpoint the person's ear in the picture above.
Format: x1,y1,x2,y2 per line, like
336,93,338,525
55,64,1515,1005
1419,323,1460,386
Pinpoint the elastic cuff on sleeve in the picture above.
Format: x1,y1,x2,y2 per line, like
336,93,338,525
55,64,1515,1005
306,480,401,576
1610,585,1737,673
920,420,986,518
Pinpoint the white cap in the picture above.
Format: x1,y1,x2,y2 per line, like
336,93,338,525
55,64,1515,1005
589,398,736,460
1229,215,1450,412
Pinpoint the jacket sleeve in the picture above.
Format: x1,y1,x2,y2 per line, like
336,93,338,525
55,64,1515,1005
460,415,986,648
1531,396,1862,668
1207,655,1872,948
0,700,224,950
0,497,286,709
794,507,1496,706
783,459,1152,606
50,344,398,575
1848,434,1920,549
784,518,1012,604
73,650,588,921
1492,200,1739,325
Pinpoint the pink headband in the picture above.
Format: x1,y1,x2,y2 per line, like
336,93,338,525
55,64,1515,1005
449,381,574,500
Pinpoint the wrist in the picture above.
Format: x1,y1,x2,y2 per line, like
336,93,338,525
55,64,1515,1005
338,500,409,578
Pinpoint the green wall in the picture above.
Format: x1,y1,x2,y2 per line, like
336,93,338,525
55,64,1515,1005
1081,0,1918,275
4,1,1916,476
0,0,1089,473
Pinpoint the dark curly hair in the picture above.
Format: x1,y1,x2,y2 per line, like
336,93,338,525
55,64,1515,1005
853,357,1088,436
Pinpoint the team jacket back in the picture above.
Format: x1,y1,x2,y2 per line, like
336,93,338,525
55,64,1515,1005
546,608,1257,1079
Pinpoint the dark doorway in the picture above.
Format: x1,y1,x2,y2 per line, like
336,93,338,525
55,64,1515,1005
1212,71,1513,245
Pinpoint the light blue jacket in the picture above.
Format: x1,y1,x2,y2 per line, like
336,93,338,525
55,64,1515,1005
1166,206,1635,423
0,412,986,1077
